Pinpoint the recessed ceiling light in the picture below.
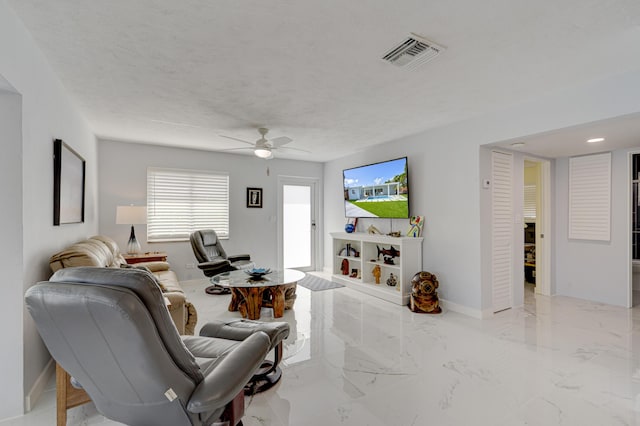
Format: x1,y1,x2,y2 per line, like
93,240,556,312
511,142,526,148
587,138,605,143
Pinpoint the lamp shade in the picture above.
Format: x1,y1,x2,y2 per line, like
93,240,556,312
254,147,273,159
116,205,147,225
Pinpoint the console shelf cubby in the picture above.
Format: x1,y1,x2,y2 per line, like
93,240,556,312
330,232,423,305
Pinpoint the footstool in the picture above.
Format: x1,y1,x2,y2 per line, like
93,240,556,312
199,319,290,394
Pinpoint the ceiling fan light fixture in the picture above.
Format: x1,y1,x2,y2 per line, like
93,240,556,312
254,147,272,158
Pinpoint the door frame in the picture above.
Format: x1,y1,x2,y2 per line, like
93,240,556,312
276,176,321,271
539,159,551,296
627,151,640,307
524,156,551,296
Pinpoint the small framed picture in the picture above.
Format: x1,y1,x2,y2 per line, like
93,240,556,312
247,187,263,208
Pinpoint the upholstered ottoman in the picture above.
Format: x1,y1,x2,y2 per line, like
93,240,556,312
199,319,290,394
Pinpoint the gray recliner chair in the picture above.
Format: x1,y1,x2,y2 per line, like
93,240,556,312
25,267,272,426
190,229,254,295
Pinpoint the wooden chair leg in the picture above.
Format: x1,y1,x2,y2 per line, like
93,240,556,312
220,390,245,426
56,363,92,426
56,364,67,426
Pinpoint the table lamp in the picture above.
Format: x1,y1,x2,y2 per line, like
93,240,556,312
116,205,147,254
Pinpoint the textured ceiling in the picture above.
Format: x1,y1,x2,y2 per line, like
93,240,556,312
7,0,640,161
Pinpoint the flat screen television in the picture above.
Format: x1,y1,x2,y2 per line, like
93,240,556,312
343,157,409,218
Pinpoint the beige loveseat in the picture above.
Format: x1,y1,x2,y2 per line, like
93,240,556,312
49,235,197,335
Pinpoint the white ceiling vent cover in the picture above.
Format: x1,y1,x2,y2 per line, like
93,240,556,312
382,33,445,69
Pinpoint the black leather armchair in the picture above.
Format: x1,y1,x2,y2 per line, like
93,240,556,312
25,267,271,426
190,229,254,294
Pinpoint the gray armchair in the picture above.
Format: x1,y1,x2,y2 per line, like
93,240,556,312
25,267,271,426
190,229,254,295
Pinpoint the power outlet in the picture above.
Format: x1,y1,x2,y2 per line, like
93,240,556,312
185,263,196,269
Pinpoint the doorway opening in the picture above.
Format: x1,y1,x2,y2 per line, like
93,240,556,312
522,157,550,298
630,152,640,306
277,177,319,271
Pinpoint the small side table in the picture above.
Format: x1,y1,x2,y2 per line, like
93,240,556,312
123,252,167,264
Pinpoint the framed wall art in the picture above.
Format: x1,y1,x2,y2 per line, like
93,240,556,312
53,139,85,225
247,187,263,208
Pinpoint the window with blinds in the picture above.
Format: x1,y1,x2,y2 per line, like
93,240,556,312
523,185,536,221
568,152,611,241
147,167,229,242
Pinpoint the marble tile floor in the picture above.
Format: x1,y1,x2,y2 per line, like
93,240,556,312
4,276,640,425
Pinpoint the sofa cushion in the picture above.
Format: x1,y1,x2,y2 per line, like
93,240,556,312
154,270,183,293
90,235,126,266
136,261,170,273
50,235,196,335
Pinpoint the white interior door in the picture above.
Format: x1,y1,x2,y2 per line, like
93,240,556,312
523,158,551,297
535,159,551,296
492,151,514,312
278,177,318,271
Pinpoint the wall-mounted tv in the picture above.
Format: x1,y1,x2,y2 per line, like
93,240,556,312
343,157,409,218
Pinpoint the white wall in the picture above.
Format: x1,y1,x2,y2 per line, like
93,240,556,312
0,1,98,419
0,87,24,420
325,136,484,311
325,68,640,317
97,139,323,280
555,148,637,306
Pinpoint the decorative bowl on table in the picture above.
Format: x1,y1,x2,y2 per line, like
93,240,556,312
244,268,272,280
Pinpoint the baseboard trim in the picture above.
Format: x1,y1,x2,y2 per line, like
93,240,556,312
25,357,54,412
439,299,493,319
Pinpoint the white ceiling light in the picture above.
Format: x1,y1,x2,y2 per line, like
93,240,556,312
254,147,273,158
587,137,605,143
511,142,526,148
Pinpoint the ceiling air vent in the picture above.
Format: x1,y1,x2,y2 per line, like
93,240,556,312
381,33,445,69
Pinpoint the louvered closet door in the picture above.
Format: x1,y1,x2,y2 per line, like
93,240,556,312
569,153,611,241
491,151,513,312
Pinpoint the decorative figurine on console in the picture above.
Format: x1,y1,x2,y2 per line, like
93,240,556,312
406,215,425,237
367,224,382,235
409,271,442,314
377,245,400,265
341,258,349,275
386,273,397,287
339,244,359,258
345,217,357,233
372,265,381,284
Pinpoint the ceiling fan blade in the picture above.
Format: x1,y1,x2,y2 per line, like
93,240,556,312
217,147,254,152
219,134,255,146
275,145,311,154
270,136,292,147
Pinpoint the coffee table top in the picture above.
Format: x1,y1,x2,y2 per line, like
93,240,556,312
211,268,305,288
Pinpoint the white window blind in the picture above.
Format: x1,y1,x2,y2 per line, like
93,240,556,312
147,167,229,242
523,185,536,221
568,152,611,241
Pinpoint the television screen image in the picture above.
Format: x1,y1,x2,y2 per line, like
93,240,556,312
343,157,409,218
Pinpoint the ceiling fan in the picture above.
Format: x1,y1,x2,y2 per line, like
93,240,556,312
219,128,309,159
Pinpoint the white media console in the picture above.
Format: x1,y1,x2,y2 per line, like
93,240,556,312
330,232,423,305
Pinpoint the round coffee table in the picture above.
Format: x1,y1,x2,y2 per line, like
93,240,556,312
211,269,305,320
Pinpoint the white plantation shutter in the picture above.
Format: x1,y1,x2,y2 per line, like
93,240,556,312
523,185,536,221
491,151,513,313
568,153,611,241
147,167,229,242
